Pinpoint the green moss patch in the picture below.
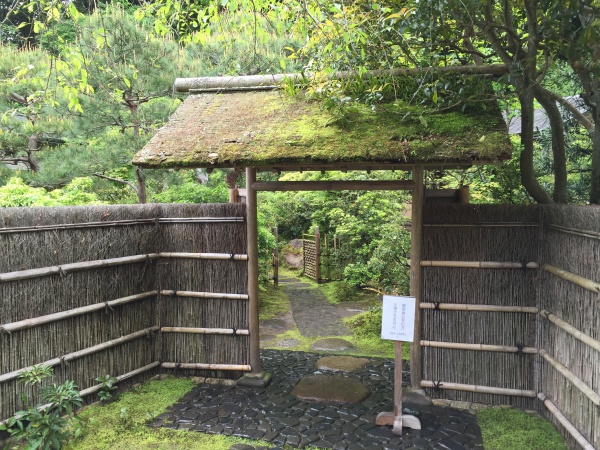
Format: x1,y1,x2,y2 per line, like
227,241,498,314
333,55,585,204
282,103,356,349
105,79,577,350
477,408,567,450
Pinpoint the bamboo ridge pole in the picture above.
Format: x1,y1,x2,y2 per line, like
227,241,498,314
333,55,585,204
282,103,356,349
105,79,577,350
160,327,249,335
160,290,248,300
420,261,539,269
159,252,248,261
539,350,600,406
0,254,160,283
0,217,243,234
540,310,600,353
420,380,536,397
1,292,158,333
543,264,600,293
538,393,596,450
420,303,538,313
161,362,251,371
420,340,538,354
0,327,159,384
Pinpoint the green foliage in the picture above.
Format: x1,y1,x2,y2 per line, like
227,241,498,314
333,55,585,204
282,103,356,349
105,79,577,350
96,375,118,402
477,408,567,450
0,177,104,207
0,365,84,450
150,170,228,204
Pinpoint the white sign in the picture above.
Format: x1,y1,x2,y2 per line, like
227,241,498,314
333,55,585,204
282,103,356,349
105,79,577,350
381,295,416,342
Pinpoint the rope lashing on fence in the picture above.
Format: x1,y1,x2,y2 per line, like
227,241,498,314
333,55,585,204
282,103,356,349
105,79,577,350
0,291,158,333
0,327,160,384
515,342,524,354
432,381,443,391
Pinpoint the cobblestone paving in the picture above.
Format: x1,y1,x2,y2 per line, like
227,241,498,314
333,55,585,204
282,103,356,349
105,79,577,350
156,350,484,449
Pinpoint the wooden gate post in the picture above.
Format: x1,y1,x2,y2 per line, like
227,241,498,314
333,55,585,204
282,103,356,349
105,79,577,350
315,226,321,283
246,167,261,373
410,166,424,389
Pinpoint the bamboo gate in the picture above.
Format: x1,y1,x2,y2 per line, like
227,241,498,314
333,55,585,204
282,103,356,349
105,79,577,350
0,203,249,423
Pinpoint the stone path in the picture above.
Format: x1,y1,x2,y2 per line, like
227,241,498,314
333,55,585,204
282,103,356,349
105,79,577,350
280,277,351,337
156,350,484,449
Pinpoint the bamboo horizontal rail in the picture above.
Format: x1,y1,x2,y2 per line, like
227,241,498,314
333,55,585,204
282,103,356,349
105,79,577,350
251,180,415,192
160,290,248,300
420,340,538,354
0,217,244,234
546,223,600,240
0,254,160,283
160,327,249,335
423,222,539,228
161,362,251,371
420,261,539,269
79,362,162,397
543,264,600,293
0,327,159,384
159,252,248,261
538,393,596,450
1,292,158,333
420,303,538,313
540,310,600,353
421,380,537,398
539,350,600,406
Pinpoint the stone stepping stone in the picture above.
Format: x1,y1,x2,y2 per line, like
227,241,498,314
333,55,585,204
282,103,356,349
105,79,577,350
275,338,302,348
259,334,277,343
311,338,354,352
316,356,370,372
291,374,371,403
260,318,288,330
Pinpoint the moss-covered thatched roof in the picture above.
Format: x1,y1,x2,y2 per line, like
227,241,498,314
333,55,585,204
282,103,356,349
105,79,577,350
133,88,510,171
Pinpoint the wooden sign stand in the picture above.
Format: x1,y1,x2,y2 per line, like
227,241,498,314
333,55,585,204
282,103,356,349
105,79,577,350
375,341,421,434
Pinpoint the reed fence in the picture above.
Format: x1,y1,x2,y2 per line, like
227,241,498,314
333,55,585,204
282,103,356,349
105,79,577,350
420,204,600,449
0,203,247,423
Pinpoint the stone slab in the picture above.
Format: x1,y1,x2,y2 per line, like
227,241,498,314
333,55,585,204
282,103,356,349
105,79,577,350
316,356,370,372
291,374,371,403
311,338,354,352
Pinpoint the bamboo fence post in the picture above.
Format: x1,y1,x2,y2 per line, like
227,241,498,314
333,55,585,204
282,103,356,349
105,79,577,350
420,380,536,397
410,166,424,389
538,393,596,450
315,226,321,283
246,167,261,373
459,186,470,204
272,226,279,286
540,310,600,353
229,188,240,203
539,350,600,406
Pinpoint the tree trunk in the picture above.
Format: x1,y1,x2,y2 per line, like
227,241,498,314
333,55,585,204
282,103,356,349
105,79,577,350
534,87,567,203
519,92,554,204
136,167,147,204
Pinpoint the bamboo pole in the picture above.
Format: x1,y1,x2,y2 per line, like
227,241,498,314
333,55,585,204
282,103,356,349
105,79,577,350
420,303,538,313
0,217,243,234
246,167,261,373
538,393,596,450
539,350,600,406
540,310,600,353
0,254,160,283
160,290,248,300
0,327,159,384
546,223,600,240
410,166,424,390
422,222,539,228
315,226,321,283
420,380,537,397
251,180,415,191
159,252,248,261
79,362,161,397
543,264,600,293
273,226,279,286
161,362,251,371
160,326,249,335
420,260,539,269
1,292,158,333
420,340,538,354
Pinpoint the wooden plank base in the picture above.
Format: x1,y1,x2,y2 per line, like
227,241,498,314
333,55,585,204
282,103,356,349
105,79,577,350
375,411,421,433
